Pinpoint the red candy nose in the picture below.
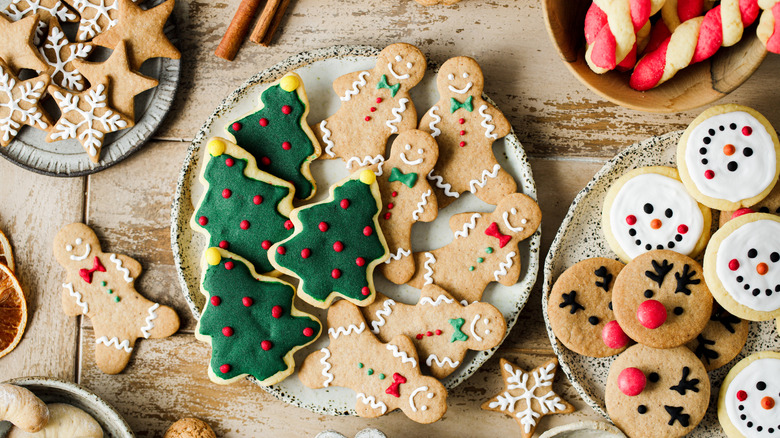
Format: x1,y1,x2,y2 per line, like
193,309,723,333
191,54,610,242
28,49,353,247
637,300,667,329
602,320,630,349
618,367,647,396
732,208,755,219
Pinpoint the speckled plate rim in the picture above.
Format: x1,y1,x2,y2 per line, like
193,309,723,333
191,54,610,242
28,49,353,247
0,0,181,177
171,45,540,416
3,376,134,437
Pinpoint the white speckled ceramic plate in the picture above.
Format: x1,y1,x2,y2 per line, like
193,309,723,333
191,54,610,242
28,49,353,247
171,45,540,416
542,130,780,437
0,0,180,177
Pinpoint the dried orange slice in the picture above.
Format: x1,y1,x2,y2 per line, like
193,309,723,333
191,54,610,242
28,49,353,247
0,262,26,359
0,228,13,272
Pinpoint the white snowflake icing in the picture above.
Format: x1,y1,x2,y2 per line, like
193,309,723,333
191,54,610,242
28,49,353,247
488,362,568,434
0,67,48,144
2,0,79,42
40,25,92,90
50,83,128,157
71,0,117,40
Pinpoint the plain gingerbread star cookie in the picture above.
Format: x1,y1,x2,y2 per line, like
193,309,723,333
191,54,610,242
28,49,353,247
0,14,48,73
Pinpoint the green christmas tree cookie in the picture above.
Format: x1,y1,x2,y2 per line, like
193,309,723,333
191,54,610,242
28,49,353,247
191,137,295,274
226,73,321,200
270,169,389,309
195,247,321,385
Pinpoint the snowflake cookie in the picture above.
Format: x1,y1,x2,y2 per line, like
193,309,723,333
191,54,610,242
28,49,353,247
39,17,93,91
0,60,51,147
66,0,138,41
46,82,131,163
482,358,575,438
2,0,78,44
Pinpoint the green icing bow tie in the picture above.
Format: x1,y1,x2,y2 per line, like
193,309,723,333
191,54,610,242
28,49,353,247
388,167,418,188
376,75,400,97
450,95,474,113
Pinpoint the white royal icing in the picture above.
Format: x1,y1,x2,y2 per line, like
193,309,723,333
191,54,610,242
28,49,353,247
468,164,501,193
345,155,385,176
70,0,124,41
3,0,78,43
96,336,132,353
494,251,517,281
0,65,48,143
412,190,431,220
419,295,454,307
387,62,410,80
610,173,705,259
454,213,482,239
319,348,334,387
320,120,335,157
340,71,369,101
422,252,436,286
469,314,484,342
400,150,423,166
426,354,460,368
409,386,433,412
68,241,90,261
109,253,133,282
427,170,460,198
503,208,526,233
387,343,418,368
478,105,498,139
328,322,365,339
427,106,441,137
386,98,409,134
62,283,88,314
686,111,777,203
716,219,780,312
724,357,780,437
385,248,411,264
448,83,473,94
357,393,387,414
370,299,396,334
40,25,92,91
140,303,159,339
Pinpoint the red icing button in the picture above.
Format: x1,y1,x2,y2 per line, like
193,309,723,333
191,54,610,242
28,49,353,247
340,199,350,209
361,286,370,296
391,191,398,197
363,226,373,236
388,203,394,209
319,222,329,232
743,126,753,136
704,170,715,179
222,189,232,198
356,257,366,266
365,116,371,121
261,157,271,166
242,297,253,307
737,390,748,401
602,320,629,349
222,327,234,337
376,97,382,103
210,296,221,306
282,141,291,150
219,240,229,249
732,208,755,219
460,130,465,135
729,259,740,271
426,331,433,337
416,334,423,340
253,195,263,204
282,105,292,114
303,327,314,337
618,367,646,396
225,158,234,167
332,269,341,279
259,118,269,127
231,122,242,131
224,261,234,270
333,241,344,252
198,216,208,226
277,246,286,255
459,141,466,147
458,118,465,124
370,107,377,112
271,305,283,318
761,396,775,409
637,300,667,329
261,340,273,351
435,329,442,335
219,364,231,374
240,220,250,230
284,220,294,230
678,224,688,234
626,215,637,226
261,240,272,250
301,248,312,259
384,212,392,220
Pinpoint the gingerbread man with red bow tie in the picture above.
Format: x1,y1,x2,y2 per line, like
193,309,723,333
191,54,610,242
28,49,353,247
53,223,179,374
406,193,541,303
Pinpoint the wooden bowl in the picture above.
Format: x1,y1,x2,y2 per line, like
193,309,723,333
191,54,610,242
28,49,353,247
542,0,768,113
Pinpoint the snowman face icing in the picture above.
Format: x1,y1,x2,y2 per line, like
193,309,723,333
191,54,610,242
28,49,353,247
725,357,780,436
610,173,705,259
686,111,777,202
716,219,780,312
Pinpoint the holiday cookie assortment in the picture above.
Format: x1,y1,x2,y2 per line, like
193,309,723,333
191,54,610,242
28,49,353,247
184,44,542,424
0,0,180,163
547,103,780,438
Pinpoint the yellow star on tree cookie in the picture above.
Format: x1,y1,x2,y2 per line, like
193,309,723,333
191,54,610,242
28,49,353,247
0,60,52,147
482,358,575,438
91,0,180,71
73,40,158,119
0,14,48,73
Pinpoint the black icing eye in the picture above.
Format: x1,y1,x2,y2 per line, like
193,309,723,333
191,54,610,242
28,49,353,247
757,381,767,391
730,123,737,130
748,249,758,258
744,147,753,157
771,252,779,263
665,209,673,218
674,307,684,315
648,372,659,383
637,405,647,414
643,204,654,214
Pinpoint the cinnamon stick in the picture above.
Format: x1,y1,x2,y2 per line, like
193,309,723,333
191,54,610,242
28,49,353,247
215,0,264,61
260,0,292,47
249,0,282,44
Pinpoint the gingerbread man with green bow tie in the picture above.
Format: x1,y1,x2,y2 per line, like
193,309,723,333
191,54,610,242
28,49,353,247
372,130,439,284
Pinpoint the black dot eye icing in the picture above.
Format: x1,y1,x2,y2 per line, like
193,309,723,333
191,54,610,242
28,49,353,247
748,249,758,259
643,204,654,214
771,252,779,263
665,209,673,218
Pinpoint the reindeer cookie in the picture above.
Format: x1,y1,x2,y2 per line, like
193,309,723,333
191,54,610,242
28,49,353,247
374,130,438,284
298,300,447,424
311,43,425,173
419,56,514,208
361,284,506,379
406,193,541,303
53,223,179,374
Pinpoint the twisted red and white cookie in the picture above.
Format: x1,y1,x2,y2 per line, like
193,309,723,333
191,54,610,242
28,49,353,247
758,0,780,53
718,351,780,438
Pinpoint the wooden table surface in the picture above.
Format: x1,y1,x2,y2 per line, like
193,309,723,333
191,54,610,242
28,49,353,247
1,0,778,436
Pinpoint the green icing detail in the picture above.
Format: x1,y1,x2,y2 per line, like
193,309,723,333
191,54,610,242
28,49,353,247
376,74,400,97
486,247,494,254
101,281,107,286
379,373,385,380
450,95,474,113
272,178,386,304
108,289,113,294
358,362,364,368
199,255,321,383
227,82,316,198
477,257,484,263
368,369,374,375
195,153,293,274
388,167,417,188
449,318,469,343
114,296,120,302
469,266,475,271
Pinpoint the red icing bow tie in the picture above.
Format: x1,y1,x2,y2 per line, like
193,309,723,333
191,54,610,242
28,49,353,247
79,256,106,284
485,222,511,248
385,372,407,398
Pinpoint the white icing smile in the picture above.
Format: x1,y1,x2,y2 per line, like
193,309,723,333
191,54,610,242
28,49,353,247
448,82,473,94
387,57,410,80
67,237,90,261
469,314,484,342
502,208,527,233
400,152,423,165
725,357,780,437
409,386,435,412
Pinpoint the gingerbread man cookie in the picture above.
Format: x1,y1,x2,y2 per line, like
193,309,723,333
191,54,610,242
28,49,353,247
311,43,425,173
419,56,514,208
406,193,541,303
53,223,179,374
374,129,438,284
298,300,448,424
361,284,506,379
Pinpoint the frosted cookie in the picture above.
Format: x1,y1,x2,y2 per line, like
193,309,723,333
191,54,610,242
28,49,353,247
718,351,780,438
0,59,51,147
612,250,712,349
548,257,630,357
685,305,749,371
678,104,780,210
602,166,711,263
606,344,710,438
704,212,780,321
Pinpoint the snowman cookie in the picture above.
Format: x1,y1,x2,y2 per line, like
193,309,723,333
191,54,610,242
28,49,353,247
704,212,780,321
612,250,712,349
547,257,631,358
678,104,780,210
685,304,749,372
718,351,780,438
606,344,710,438
602,166,711,263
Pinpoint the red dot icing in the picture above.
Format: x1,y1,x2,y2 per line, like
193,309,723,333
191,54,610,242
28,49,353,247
225,158,234,167
303,327,314,337
219,364,231,373
387,203,394,209
435,329,442,335
240,220,250,230
198,216,208,226
602,320,629,349
242,297,253,307
356,257,366,266
284,220,294,230
384,212,392,220
459,141,466,147
222,326,234,337
211,296,221,306
426,331,433,337
391,191,397,197
737,390,748,401
261,240,271,250
332,269,341,279
282,105,292,114
259,118,269,127
729,259,740,271
376,97,382,103
626,215,637,225
742,126,753,136
219,240,229,249
224,261,234,270
460,130,466,135
333,241,344,252
282,141,291,150
618,367,646,396
272,305,283,318
340,199,350,209
261,157,271,166
253,195,263,205
261,340,273,351
319,222,329,232
363,226,373,236
416,334,423,340
361,286,370,296
222,188,232,198
301,248,311,259
704,170,715,179
677,224,688,234
365,116,371,121
231,122,242,131
370,107,377,112
637,300,667,329
458,118,465,124
277,246,286,255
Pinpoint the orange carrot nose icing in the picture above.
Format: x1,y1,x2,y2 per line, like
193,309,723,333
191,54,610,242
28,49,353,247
761,396,775,410
757,263,769,275
650,219,662,229
723,144,736,156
